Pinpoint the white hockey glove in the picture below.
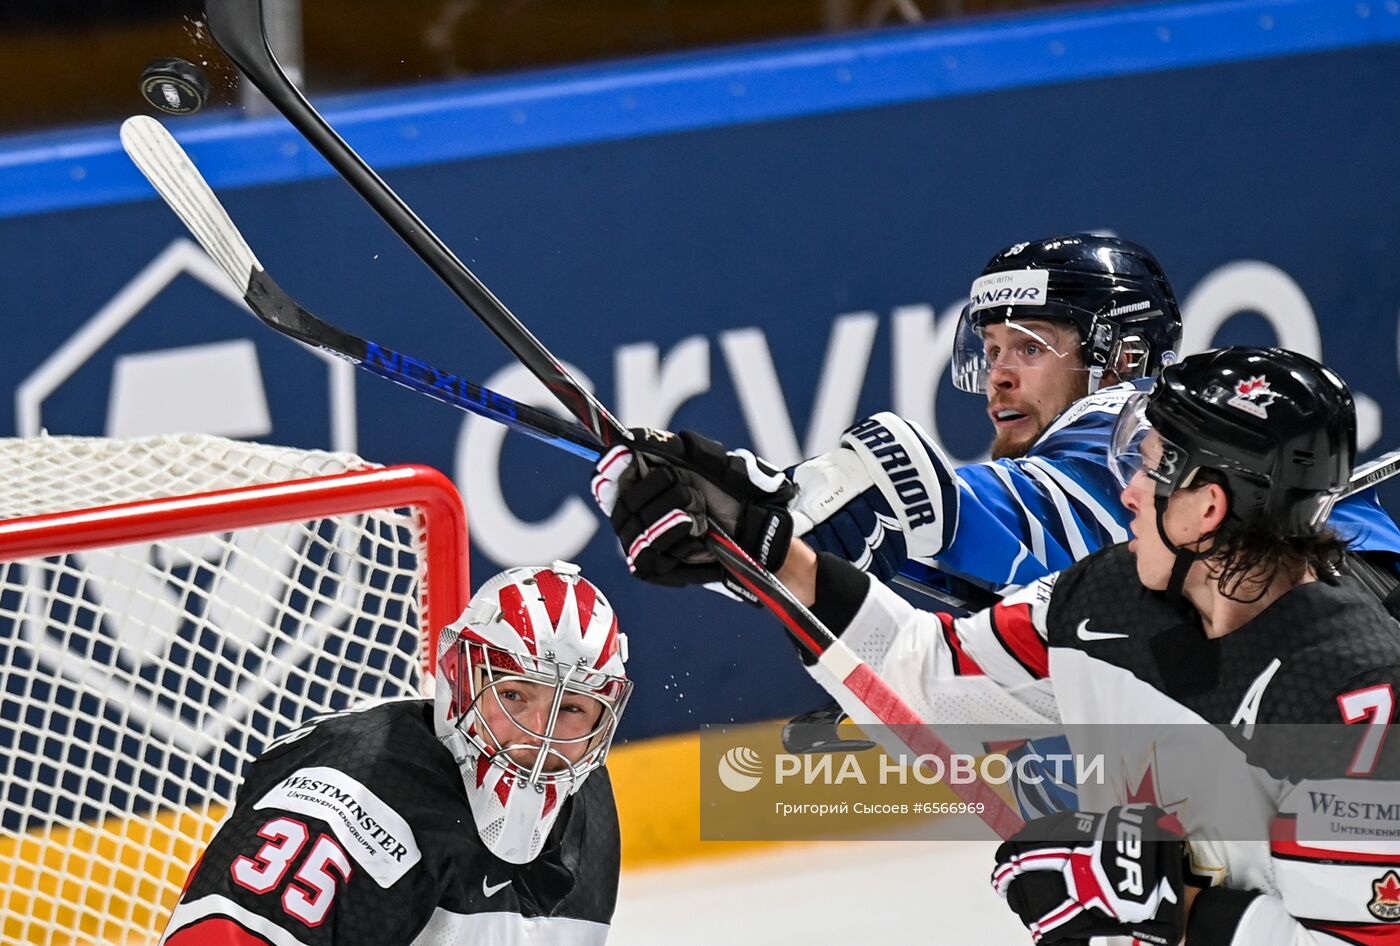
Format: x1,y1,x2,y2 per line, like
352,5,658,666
991,804,1187,945
788,412,959,580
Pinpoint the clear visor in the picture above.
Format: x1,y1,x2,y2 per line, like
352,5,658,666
454,641,632,787
951,311,1085,394
1108,390,1189,490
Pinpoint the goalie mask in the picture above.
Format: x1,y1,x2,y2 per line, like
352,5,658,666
434,561,631,864
952,234,1182,395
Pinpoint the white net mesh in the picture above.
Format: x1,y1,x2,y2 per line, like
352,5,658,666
0,434,463,946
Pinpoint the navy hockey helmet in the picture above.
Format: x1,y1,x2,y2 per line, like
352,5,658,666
1110,347,1355,535
952,234,1183,393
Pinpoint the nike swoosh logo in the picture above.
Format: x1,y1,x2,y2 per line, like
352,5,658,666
483,877,512,897
1076,619,1128,643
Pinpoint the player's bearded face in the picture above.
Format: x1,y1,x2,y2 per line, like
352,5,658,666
982,320,1089,460
476,677,608,773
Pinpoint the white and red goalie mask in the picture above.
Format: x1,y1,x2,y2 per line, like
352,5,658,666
434,561,631,864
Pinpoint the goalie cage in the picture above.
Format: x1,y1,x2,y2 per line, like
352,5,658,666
0,433,470,946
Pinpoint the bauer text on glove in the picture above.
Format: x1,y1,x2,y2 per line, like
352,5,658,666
991,803,1186,945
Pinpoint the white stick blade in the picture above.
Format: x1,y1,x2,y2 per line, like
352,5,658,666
120,115,261,294
1348,447,1400,496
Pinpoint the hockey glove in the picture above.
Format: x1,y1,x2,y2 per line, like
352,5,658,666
788,412,959,580
991,804,1186,946
591,429,795,604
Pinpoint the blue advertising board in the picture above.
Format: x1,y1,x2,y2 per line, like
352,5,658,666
1,0,1399,744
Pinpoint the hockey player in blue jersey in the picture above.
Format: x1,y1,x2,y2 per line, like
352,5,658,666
786,234,1181,596
788,233,1400,598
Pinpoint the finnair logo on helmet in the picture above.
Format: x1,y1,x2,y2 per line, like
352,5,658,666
968,270,1049,312
1106,299,1151,318
1227,375,1278,419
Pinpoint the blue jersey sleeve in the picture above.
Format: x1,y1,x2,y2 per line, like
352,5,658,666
1330,488,1400,556
932,382,1141,591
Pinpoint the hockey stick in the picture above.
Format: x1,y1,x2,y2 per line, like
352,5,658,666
120,115,986,615
1347,447,1400,498
133,93,1400,593
118,110,940,760
208,0,614,442
121,113,920,762
120,116,601,463
203,0,1026,838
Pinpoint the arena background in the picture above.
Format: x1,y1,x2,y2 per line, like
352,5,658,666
1,0,1398,940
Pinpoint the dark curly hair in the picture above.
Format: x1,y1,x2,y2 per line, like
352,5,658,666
1191,470,1347,602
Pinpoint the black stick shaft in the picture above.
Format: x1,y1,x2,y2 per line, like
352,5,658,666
206,0,626,446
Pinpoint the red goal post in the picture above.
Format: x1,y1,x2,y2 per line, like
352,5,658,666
0,434,469,946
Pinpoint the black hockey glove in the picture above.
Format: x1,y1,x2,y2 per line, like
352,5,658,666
991,804,1186,946
590,429,795,604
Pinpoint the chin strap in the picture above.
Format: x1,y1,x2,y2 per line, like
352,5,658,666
440,721,474,766
1087,364,1105,395
1154,492,1207,600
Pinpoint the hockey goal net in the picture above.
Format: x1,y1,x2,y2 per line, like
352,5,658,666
0,433,469,946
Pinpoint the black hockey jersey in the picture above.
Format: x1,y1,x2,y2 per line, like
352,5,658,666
808,545,1400,945
159,699,619,946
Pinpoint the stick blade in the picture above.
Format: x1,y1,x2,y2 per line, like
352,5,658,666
120,115,261,294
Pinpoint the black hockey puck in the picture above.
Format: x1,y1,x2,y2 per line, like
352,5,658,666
140,57,211,115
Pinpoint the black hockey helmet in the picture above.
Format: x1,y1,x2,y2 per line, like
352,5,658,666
952,233,1182,393
1110,347,1355,535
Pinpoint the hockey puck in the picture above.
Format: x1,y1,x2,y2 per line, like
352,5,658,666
140,57,210,115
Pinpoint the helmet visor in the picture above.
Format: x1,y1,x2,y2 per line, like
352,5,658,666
952,308,1086,394
1109,390,1191,491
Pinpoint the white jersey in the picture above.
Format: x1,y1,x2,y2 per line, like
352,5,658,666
809,546,1400,945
